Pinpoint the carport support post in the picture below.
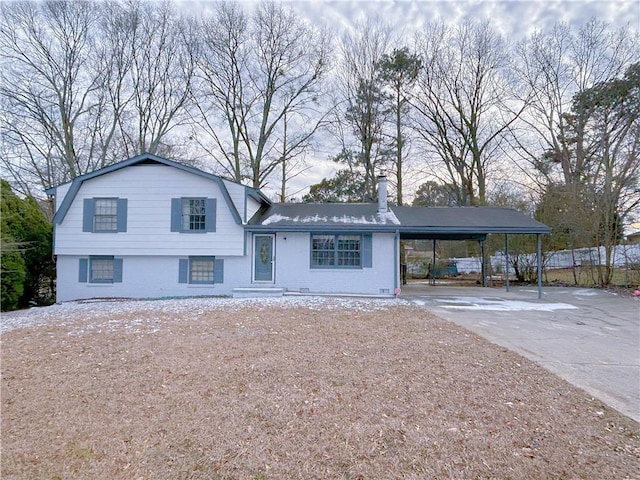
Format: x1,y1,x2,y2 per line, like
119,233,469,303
431,240,436,286
537,234,542,299
480,239,486,287
505,234,510,292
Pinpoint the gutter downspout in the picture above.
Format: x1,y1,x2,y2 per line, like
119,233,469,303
394,230,400,296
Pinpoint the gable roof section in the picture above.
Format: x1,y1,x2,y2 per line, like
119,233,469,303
47,154,260,225
249,203,551,238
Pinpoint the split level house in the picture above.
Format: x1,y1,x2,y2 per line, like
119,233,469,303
46,154,551,302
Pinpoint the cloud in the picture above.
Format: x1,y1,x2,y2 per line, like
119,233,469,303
290,0,638,42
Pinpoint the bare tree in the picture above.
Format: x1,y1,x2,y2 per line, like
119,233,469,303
377,47,422,205
333,16,394,201
190,2,249,182
0,0,197,195
513,20,637,187
192,2,329,190
412,21,523,206
118,0,196,157
277,109,315,202
0,0,103,192
576,64,639,284
513,20,638,285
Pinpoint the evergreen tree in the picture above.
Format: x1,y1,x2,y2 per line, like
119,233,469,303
303,169,367,203
1,180,54,310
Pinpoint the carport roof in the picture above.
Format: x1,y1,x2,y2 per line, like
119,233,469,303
248,203,551,239
393,206,551,239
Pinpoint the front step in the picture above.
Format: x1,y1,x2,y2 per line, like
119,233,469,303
232,287,285,298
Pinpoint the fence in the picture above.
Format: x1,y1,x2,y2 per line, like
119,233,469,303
434,244,640,275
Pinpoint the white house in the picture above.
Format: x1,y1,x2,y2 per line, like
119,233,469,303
46,154,551,302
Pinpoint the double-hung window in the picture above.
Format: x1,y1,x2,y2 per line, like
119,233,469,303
311,234,363,268
171,198,216,233
78,256,123,283
90,256,115,283
83,198,127,233
94,198,118,232
178,256,224,285
183,198,206,231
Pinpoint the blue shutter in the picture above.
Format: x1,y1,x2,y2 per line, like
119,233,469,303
362,234,373,268
113,258,123,283
116,199,127,232
214,258,224,283
79,258,88,282
171,198,181,232
83,199,94,232
178,259,189,283
205,198,216,232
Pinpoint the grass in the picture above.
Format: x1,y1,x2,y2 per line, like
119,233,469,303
1,298,639,479
543,266,640,288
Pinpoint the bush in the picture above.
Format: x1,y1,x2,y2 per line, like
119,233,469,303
1,241,26,310
1,180,54,310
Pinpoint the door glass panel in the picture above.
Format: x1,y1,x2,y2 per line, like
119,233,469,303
254,236,273,282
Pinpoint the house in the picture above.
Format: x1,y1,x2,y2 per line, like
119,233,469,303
46,154,551,302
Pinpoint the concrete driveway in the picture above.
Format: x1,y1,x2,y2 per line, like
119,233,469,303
401,283,640,422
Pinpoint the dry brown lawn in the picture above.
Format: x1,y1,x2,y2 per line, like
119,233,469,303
1,297,639,479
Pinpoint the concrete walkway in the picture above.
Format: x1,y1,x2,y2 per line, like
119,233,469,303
401,282,640,423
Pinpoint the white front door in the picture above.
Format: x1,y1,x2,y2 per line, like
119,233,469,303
253,234,275,283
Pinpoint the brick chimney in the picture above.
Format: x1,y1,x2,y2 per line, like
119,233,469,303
377,173,388,213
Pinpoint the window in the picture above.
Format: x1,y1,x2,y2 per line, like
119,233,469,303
183,198,206,231
78,256,123,283
311,234,361,268
190,257,215,284
91,256,114,283
178,256,224,285
171,198,216,233
94,199,117,232
337,235,361,266
83,198,127,233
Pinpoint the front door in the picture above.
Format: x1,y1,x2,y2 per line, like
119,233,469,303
253,234,274,282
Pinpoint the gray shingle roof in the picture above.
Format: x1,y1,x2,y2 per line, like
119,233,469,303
249,203,550,238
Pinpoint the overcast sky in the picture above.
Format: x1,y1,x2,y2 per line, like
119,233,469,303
188,1,639,200
289,0,638,40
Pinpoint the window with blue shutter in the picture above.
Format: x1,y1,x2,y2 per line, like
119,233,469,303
171,198,216,233
79,257,123,283
178,257,223,284
83,198,127,233
310,234,365,269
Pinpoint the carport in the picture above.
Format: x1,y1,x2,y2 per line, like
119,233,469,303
391,206,552,298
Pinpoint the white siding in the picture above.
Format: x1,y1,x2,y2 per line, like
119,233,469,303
222,179,246,222
269,232,397,295
56,254,252,302
246,197,262,222
56,232,398,301
54,165,245,256
55,182,71,210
